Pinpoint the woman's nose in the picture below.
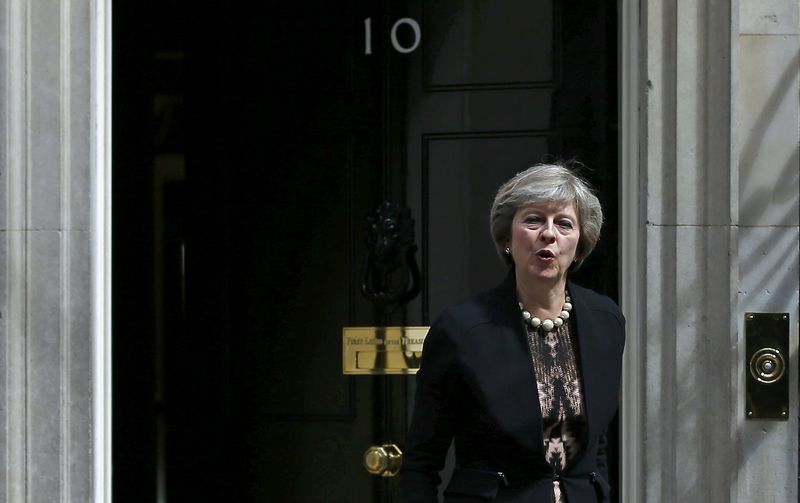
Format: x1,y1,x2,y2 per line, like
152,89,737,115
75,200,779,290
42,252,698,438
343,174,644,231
540,221,556,240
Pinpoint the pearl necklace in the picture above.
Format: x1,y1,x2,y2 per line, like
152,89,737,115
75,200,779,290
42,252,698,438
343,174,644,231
518,294,572,332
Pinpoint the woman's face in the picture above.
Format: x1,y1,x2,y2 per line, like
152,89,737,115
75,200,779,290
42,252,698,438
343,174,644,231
508,201,580,284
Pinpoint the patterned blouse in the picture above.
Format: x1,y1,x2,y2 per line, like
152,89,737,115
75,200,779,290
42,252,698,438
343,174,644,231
525,318,587,503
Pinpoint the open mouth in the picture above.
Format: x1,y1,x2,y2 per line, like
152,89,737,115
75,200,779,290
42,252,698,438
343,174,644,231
536,249,556,260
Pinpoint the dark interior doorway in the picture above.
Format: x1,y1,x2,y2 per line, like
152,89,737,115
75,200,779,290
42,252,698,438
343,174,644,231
112,2,619,501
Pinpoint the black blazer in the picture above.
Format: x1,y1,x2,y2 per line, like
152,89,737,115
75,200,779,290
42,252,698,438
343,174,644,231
401,272,625,503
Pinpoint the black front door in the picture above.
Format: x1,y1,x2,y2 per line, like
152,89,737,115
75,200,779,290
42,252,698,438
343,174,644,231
178,3,407,501
113,1,618,501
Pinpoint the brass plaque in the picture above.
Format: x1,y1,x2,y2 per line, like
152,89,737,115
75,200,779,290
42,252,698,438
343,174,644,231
745,312,790,420
342,326,429,375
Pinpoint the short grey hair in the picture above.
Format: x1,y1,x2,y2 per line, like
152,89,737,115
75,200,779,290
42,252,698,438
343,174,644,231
489,162,603,270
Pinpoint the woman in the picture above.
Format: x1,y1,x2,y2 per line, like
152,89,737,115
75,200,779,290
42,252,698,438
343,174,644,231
401,163,625,503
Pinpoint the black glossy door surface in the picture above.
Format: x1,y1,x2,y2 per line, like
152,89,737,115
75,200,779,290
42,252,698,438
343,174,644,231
113,1,618,502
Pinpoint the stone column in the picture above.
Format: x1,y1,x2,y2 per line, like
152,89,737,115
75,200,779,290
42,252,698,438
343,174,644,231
632,0,799,501
643,0,738,501
0,0,111,501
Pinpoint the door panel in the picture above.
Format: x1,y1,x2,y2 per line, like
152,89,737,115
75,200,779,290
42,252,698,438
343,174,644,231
423,0,555,89
423,134,550,317
194,4,388,501
405,0,619,320
403,0,619,499
406,0,559,320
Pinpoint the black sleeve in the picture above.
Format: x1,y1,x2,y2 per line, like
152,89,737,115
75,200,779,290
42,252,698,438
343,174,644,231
595,428,609,482
596,305,624,490
400,313,460,503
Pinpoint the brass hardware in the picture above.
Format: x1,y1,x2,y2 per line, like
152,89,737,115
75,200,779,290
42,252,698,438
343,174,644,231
364,444,402,477
745,313,790,420
749,348,785,384
343,326,428,375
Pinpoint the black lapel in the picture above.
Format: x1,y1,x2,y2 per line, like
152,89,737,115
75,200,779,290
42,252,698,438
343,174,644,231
490,270,545,451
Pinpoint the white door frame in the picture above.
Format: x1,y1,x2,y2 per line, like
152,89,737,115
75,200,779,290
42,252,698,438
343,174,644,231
92,0,113,501
618,0,644,502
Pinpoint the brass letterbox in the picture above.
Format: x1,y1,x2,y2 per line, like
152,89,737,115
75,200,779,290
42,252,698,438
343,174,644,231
342,326,429,375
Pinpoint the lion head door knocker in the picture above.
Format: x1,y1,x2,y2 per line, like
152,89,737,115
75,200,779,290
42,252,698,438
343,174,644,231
342,202,425,376
360,201,421,314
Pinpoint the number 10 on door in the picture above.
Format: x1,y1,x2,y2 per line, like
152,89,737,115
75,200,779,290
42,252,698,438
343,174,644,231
364,17,421,55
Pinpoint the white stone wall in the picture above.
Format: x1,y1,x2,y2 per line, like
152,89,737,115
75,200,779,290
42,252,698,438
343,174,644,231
735,0,799,500
635,0,799,502
0,0,111,501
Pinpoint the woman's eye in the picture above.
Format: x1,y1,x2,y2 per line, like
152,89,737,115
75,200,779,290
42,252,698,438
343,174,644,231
524,215,542,224
559,220,574,229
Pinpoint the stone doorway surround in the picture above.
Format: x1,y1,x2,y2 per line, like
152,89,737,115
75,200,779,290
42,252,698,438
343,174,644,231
1,1,797,502
620,0,799,502
0,0,112,501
